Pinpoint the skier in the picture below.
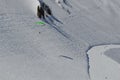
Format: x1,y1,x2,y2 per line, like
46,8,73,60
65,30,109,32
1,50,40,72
37,6,45,19
37,0,52,16
44,5,52,16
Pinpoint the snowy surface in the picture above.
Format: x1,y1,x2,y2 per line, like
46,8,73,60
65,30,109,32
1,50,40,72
105,48,120,64
0,0,120,80
87,45,120,80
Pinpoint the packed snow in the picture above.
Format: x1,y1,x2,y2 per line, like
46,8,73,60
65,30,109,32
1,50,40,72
87,45,120,80
0,0,120,80
105,48,120,64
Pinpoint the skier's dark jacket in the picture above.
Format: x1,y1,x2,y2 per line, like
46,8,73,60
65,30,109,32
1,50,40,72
37,6,45,19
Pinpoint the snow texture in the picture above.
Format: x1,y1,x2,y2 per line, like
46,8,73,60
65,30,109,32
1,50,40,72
0,0,120,80
87,45,120,80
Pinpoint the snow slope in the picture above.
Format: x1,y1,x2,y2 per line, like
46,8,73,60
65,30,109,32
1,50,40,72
87,45,120,80
105,48,120,64
0,0,120,80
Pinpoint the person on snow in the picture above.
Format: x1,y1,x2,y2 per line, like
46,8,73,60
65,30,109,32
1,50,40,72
37,6,45,19
44,4,52,16
37,0,52,19
40,2,52,16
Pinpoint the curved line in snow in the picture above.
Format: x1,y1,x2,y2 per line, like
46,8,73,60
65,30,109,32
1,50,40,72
87,44,120,80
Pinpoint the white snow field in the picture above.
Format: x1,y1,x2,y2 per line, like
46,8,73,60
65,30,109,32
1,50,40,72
0,0,120,80
87,45,120,80
105,48,120,64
